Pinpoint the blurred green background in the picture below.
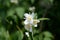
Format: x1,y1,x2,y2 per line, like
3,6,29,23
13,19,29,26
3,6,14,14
0,0,60,40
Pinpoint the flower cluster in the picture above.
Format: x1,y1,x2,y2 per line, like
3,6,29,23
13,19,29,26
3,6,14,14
24,12,40,32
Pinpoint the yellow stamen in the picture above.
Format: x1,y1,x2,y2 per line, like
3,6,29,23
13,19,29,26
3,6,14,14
27,16,32,21
33,20,39,24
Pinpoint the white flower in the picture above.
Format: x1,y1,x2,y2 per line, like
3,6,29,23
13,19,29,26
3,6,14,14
24,12,40,32
25,32,29,37
24,12,34,25
10,0,18,4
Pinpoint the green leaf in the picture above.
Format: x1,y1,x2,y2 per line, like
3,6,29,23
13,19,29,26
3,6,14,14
0,27,10,40
50,0,54,3
39,33,43,40
38,18,50,20
12,15,18,23
15,7,25,19
31,0,35,4
5,0,10,7
33,35,39,40
16,31,24,40
33,29,39,34
0,17,2,24
42,0,53,5
11,30,23,40
7,8,15,17
33,33,43,40
44,37,52,40
43,31,53,38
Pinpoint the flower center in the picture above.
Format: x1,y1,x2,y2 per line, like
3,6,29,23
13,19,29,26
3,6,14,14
26,24,32,29
33,20,38,24
27,16,32,21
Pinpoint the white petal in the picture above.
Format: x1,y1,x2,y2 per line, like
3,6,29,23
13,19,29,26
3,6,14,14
29,27,32,32
34,24,37,27
24,20,28,25
24,13,29,18
25,32,29,37
37,20,40,23
29,6,35,11
31,12,34,18
24,24,32,32
29,19,33,24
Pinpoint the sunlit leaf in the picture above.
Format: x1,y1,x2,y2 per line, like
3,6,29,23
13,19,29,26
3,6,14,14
44,37,52,40
43,31,53,38
16,30,24,40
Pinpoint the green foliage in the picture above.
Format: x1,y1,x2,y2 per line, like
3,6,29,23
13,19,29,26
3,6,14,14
31,0,35,4
44,37,52,40
0,27,10,40
43,31,53,38
7,7,25,19
11,30,23,40
4,0,10,7
43,31,54,40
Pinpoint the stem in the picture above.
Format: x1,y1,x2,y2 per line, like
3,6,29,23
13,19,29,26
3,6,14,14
29,26,34,40
16,25,21,31
31,26,34,40
32,31,33,40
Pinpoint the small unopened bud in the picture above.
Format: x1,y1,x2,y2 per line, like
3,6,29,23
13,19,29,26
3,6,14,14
29,6,35,12
10,0,18,4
